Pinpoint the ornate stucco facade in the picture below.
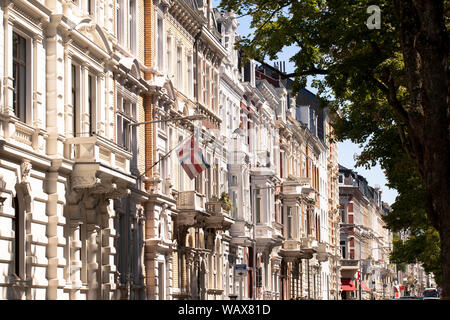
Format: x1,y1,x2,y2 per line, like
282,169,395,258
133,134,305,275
0,0,149,300
0,0,403,302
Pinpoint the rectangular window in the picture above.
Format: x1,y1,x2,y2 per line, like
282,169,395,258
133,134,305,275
202,60,206,104
157,17,164,69
12,32,27,123
88,0,95,16
13,196,25,279
116,0,124,45
166,36,172,75
187,56,193,97
256,267,262,288
129,0,137,54
206,154,211,199
88,74,96,135
287,207,292,239
231,191,237,219
255,188,261,224
71,64,79,137
213,161,219,197
176,46,182,89
116,93,137,151
340,241,347,259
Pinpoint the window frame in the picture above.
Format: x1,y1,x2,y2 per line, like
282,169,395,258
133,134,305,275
116,91,138,151
12,31,31,124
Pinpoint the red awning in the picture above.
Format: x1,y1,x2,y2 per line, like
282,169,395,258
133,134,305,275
341,278,357,291
356,279,372,292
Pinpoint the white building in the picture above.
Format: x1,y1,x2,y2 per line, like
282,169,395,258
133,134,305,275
0,0,148,300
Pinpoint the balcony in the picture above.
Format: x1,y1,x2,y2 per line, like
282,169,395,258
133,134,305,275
65,135,134,197
176,191,208,227
205,201,234,230
255,224,283,251
279,240,304,261
280,177,312,196
66,135,132,173
316,242,330,262
300,237,318,259
340,259,359,270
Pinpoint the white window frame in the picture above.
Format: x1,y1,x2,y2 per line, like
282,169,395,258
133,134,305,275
116,89,138,151
129,0,137,54
12,29,32,124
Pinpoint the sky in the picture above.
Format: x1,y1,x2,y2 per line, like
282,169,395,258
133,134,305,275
219,3,398,205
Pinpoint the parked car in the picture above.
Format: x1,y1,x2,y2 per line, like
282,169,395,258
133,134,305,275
423,288,440,300
399,296,420,300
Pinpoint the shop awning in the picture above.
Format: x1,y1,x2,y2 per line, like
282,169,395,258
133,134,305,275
341,278,357,291
356,279,372,292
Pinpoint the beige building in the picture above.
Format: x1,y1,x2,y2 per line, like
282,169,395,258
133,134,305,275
338,166,395,299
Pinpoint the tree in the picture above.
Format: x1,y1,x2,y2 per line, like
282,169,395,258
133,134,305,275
219,0,450,297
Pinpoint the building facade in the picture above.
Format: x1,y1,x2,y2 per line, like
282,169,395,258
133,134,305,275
0,0,149,300
338,165,395,300
0,0,405,302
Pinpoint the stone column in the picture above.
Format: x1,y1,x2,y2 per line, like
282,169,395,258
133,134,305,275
69,220,83,300
166,253,173,300
86,222,99,300
45,169,61,300
84,194,100,300
100,200,117,300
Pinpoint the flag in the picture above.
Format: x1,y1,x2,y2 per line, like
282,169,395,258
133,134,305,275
177,135,210,180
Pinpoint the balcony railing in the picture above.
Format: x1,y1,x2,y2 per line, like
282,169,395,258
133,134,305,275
66,135,132,173
205,200,234,230
176,191,206,211
340,259,359,268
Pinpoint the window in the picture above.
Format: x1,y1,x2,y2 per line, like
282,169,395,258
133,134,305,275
88,0,95,16
166,36,172,75
287,207,293,239
187,56,193,97
176,46,182,89
231,191,237,219
202,60,206,104
13,196,25,279
88,74,96,135
340,241,346,259
178,136,185,191
157,17,164,69
338,174,344,184
71,64,79,137
116,93,137,151
256,267,262,288
255,188,261,224
129,0,137,54
116,0,124,45
206,154,211,199
12,32,28,123
213,161,219,197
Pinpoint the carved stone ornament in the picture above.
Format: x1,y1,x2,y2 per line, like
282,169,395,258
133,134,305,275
20,161,32,183
72,176,101,191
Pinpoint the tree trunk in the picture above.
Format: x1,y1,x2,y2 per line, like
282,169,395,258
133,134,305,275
394,0,449,298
